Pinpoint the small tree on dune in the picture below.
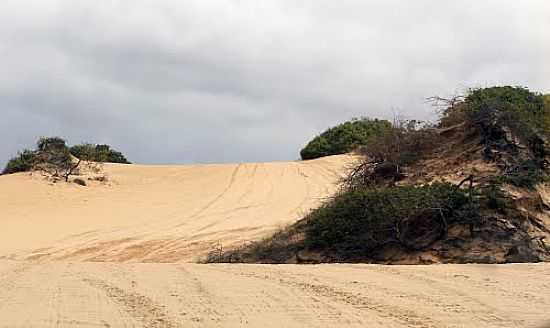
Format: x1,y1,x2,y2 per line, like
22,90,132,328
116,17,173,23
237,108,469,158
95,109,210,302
31,137,102,182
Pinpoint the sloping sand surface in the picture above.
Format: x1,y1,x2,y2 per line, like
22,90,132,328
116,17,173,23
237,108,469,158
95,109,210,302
0,155,351,261
1,155,549,327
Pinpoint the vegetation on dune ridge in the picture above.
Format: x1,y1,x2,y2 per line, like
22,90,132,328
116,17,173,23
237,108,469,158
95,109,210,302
208,86,550,264
300,118,392,160
304,183,476,257
69,143,131,164
2,137,131,178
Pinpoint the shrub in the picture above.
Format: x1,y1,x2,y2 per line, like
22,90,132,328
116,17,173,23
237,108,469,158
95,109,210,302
37,137,68,153
304,182,476,258
344,120,439,188
300,118,392,160
70,143,131,164
439,87,550,188
2,137,118,182
461,86,550,140
33,137,74,179
363,120,437,166
2,150,36,175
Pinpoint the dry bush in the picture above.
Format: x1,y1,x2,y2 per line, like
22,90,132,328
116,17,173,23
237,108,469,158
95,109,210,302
343,120,440,189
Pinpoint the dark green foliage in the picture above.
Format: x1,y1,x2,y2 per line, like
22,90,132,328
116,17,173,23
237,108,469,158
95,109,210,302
2,137,72,176
37,137,68,153
2,150,36,175
463,86,550,140
70,144,131,164
304,183,475,257
300,118,392,160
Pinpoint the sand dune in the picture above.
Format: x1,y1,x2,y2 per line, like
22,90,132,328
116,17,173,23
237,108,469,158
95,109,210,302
0,155,352,262
1,155,549,327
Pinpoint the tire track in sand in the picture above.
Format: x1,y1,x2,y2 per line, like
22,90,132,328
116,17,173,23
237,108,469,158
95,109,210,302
206,266,442,328
177,164,242,226
84,277,180,328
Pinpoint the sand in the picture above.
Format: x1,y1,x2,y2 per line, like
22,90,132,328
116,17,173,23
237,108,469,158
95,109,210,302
0,155,351,262
0,261,549,327
1,155,549,327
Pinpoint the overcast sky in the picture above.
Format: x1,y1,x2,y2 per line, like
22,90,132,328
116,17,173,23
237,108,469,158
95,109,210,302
1,1,549,167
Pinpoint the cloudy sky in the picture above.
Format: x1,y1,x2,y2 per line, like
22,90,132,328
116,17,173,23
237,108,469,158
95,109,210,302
0,1,549,167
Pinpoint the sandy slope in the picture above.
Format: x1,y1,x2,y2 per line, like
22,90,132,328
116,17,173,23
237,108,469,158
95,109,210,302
1,155,549,327
0,155,351,262
0,260,548,327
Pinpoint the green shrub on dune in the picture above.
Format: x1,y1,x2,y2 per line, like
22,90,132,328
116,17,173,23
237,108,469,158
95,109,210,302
70,143,131,164
2,149,36,175
305,182,474,258
300,118,392,160
2,138,131,175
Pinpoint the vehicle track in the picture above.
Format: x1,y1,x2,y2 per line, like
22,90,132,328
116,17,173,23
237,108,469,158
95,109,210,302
0,261,548,327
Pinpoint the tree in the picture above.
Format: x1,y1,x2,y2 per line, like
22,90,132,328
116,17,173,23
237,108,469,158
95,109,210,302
3,138,130,178
1,137,104,182
33,137,97,182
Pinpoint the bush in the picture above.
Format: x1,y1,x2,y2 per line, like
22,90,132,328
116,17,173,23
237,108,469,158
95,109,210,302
300,118,392,160
438,87,550,188
2,150,36,175
1,137,128,180
304,182,476,258
461,86,550,139
70,144,131,164
363,120,437,166
344,120,439,188
37,137,68,153
2,137,73,176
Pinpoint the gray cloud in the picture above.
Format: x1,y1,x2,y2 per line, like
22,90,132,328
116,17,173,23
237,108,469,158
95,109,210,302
1,0,549,167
